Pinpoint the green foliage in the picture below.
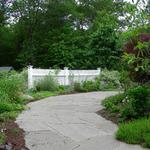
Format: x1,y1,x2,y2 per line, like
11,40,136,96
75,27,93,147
82,80,99,92
0,0,149,70
118,86,150,121
0,111,18,122
0,103,24,114
0,27,16,67
88,24,121,69
73,80,99,92
73,70,122,92
0,72,26,103
127,86,150,117
73,82,86,92
120,103,137,121
29,91,57,100
0,71,26,123
58,85,74,94
97,69,121,90
123,53,150,83
121,27,150,83
102,86,150,122
119,70,137,90
102,93,126,113
0,0,125,69
35,75,59,92
143,134,150,148
116,118,150,148
0,133,5,145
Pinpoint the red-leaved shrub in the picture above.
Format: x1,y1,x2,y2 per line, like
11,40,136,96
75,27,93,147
123,33,150,83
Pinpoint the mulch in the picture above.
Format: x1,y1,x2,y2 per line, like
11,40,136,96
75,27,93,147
0,121,29,150
96,109,119,124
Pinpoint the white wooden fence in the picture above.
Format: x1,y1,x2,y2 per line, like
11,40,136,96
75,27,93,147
28,66,101,89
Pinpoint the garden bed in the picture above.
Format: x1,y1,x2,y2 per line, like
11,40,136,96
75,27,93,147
0,121,28,150
97,109,119,124
99,86,150,148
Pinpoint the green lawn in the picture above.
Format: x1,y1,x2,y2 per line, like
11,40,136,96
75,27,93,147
29,91,58,100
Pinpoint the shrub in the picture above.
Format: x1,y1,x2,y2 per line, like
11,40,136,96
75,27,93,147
0,71,26,123
0,72,25,103
73,70,122,92
35,75,59,91
102,93,126,113
116,118,150,148
120,103,137,121
0,111,18,122
143,134,150,148
58,85,74,94
97,69,121,90
127,86,150,117
0,103,24,113
17,68,28,91
123,30,150,83
82,80,99,92
73,80,100,92
102,86,150,122
73,82,85,92
119,70,137,90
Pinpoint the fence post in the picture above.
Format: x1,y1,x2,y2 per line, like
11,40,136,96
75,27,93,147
64,67,69,85
28,65,33,89
97,68,101,75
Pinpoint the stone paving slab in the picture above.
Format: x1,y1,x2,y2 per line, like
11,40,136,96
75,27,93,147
16,92,148,150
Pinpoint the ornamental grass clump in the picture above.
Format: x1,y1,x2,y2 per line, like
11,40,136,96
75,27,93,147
116,118,150,148
35,74,59,92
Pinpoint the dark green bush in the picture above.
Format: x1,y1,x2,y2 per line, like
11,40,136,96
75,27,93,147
127,86,150,117
102,86,150,121
120,103,137,121
102,93,126,113
143,134,150,148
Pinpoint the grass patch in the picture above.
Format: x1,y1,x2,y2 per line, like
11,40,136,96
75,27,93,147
116,118,150,148
29,91,57,100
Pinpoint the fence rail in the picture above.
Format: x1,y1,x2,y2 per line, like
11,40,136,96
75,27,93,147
28,66,101,89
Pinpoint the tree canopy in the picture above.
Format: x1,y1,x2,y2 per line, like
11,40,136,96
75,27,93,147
0,0,149,69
